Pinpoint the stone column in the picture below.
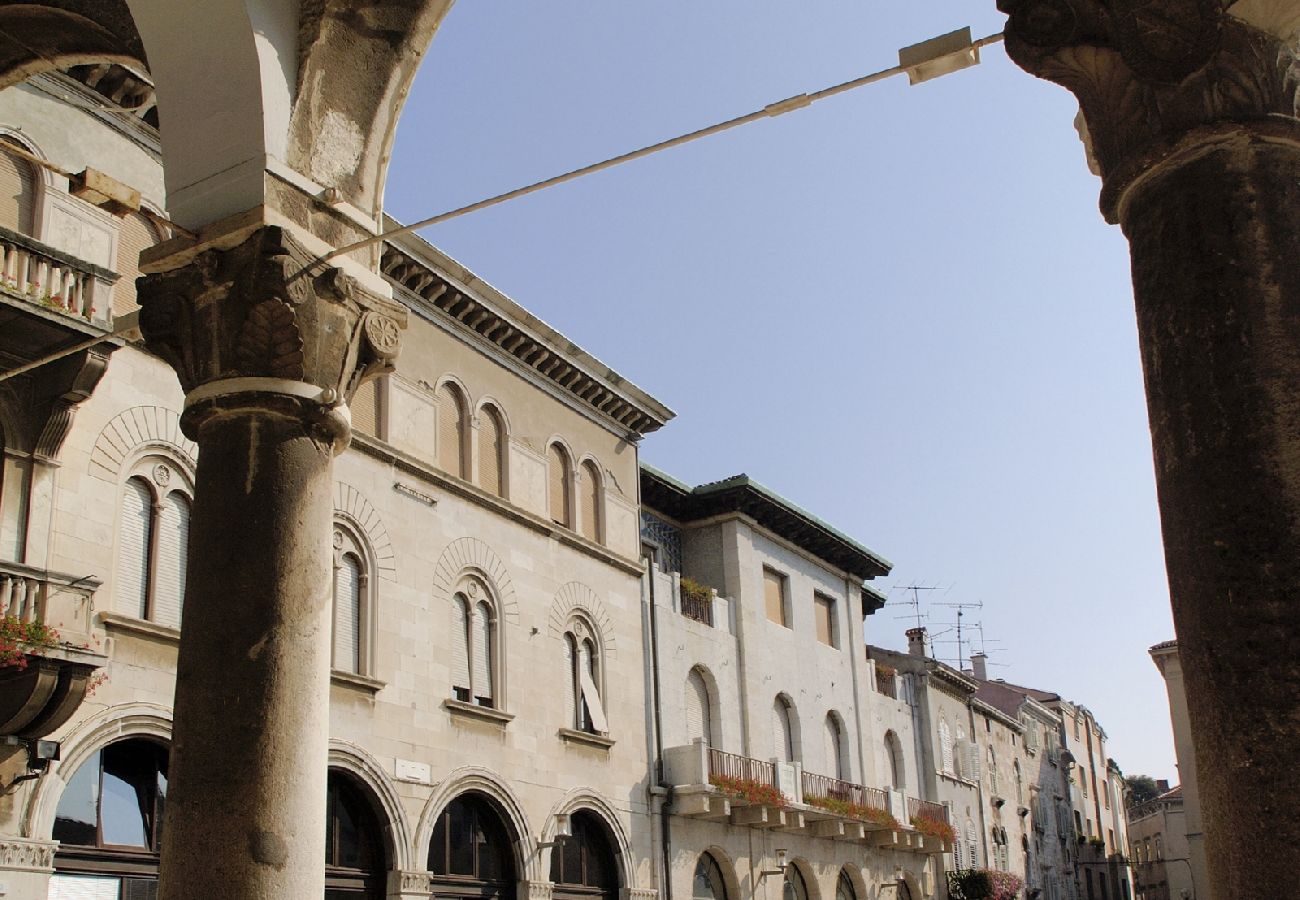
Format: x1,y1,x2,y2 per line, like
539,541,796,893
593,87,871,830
137,224,405,899
996,3,1300,896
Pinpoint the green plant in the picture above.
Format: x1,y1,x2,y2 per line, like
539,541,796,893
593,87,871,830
679,576,712,605
946,869,1023,900
1089,837,1106,853
708,773,785,808
806,794,900,830
909,813,956,843
0,616,61,669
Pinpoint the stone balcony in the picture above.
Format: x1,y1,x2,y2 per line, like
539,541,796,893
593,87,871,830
0,225,116,328
0,561,105,739
663,740,951,855
649,566,733,632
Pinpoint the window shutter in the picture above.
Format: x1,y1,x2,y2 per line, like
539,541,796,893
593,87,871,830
939,721,953,774
153,491,190,629
451,596,470,695
117,479,152,619
473,600,493,704
578,663,608,733
773,699,793,764
824,716,843,780
351,378,380,436
814,594,834,645
563,634,577,727
0,143,36,236
685,670,709,746
966,742,981,780
577,639,594,730
112,211,161,316
478,407,503,496
580,461,600,542
437,385,465,477
548,445,570,526
763,568,785,625
333,553,362,673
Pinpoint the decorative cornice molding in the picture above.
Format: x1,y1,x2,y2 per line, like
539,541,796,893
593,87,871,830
0,838,56,872
998,0,1300,221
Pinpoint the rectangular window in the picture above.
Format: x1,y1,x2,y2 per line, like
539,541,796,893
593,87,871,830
763,567,788,626
813,593,836,646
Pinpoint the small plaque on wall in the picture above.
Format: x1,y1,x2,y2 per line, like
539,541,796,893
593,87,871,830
395,758,431,784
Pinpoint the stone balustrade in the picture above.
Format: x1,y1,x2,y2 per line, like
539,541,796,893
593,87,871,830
0,225,116,326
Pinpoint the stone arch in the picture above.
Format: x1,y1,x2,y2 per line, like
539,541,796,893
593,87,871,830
432,537,518,626
0,4,145,92
542,788,638,891
694,844,743,900
334,481,396,581
837,864,868,900
687,663,723,749
25,701,172,839
89,405,196,482
415,766,536,881
547,582,616,660
785,857,820,900
328,738,414,872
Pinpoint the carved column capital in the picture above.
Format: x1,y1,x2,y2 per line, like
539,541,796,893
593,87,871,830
136,225,406,446
998,0,1300,220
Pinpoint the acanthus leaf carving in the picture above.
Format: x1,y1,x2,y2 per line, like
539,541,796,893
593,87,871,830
235,298,306,379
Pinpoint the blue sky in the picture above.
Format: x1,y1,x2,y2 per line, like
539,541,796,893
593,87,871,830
386,2,1177,780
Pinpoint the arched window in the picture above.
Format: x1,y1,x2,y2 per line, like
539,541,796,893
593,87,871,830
988,746,998,794
1080,769,1089,798
548,442,573,527
450,581,497,707
773,695,797,764
0,139,37,236
477,403,507,498
563,618,607,734
824,713,847,781
325,770,385,899
579,459,602,543
116,459,192,629
782,864,809,900
884,730,905,790
685,667,714,748
836,869,856,900
112,210,163,316
938,719,954,774
429,792,517,897
333,525,371,675
551,810,619,900
51,738,169,893
437,382,469,478
693,853,727,900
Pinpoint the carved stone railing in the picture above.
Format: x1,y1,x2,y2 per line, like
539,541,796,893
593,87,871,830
0,560,99,645
0,225,117,326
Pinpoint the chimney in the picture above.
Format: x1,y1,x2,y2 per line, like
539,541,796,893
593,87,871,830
970,652,988,681
906,626,928,657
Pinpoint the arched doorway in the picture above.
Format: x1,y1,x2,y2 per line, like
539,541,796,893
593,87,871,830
326,770,386,899
428,792,518,900
49,737,168,896
550,810,619,900
782,864,809,900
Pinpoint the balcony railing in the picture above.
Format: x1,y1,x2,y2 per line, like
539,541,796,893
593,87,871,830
907,797,949,825
0,225,116,325
875,664,898,699
0,560,100,644
708,747,776,789
801,770,889,813
680,589,712,626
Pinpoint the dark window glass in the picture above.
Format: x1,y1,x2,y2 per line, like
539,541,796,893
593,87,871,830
53,749,101,846
551,811,618,894
428,793,517,893
324,771,383,898
53,740,168,851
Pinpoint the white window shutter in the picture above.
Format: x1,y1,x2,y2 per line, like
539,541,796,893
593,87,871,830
939,721,953,774
473,600,493,703
577,645,607,733
773,700,793,764
685,671,708,745
333,554,361,673
154,492,190,629
451,596,471,695
117,479,152,619
563,634,577,727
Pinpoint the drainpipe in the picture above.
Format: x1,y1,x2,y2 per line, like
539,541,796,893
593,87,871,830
645,557,674,900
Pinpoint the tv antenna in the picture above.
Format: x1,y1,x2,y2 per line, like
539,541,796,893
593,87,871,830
890,583,948,630
931,599,984,669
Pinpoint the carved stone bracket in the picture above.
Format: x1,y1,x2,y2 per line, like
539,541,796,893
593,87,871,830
386,869,433,894
136,225,407,434
998,0,1300,220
